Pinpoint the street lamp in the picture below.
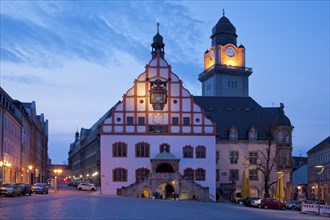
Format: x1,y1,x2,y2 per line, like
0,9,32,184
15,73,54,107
54,169,63,193
28,165,33,184
314,165,324,216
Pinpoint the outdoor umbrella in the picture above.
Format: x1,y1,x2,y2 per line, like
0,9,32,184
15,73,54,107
245,174,251,197
241,170,246,198
275,172,285,202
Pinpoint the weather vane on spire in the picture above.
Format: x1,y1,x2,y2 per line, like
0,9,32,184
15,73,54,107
222,9,225,16
157,22,160,33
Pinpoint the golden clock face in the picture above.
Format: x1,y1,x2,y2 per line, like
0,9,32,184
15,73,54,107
226,47,235,57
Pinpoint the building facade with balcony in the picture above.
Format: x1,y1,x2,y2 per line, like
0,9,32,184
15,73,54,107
307,136,330,204
0,87,48,185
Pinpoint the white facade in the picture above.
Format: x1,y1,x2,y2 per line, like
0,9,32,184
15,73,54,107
100,51,216,200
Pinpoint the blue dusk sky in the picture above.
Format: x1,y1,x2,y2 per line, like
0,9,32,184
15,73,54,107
0,1,329,164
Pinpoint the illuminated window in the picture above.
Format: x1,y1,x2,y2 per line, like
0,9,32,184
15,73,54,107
229,151,239,164
183,145,193,158
136,142,150,158
195,168,206,181
113,142,127,157
113,168,127,182
196,145,206,158
135,168,150,182
184,168,194,180
160,143,170,153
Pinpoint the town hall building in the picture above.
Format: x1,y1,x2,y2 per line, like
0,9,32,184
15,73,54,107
68,13,293,202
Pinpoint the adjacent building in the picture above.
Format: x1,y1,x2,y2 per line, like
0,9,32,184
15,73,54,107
307,136,330,204
0,87,48,184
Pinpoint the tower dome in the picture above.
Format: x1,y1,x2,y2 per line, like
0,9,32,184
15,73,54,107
210,11,238,46
151,22,165,58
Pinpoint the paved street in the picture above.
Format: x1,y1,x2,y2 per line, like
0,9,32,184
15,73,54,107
0,186,327,220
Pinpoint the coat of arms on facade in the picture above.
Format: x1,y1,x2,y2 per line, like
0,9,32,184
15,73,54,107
149,78,167,111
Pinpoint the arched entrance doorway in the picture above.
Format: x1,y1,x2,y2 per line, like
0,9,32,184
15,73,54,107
165,184,174,199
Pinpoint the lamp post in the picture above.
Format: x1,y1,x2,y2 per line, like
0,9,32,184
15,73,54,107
28,165,33,184
54,169,63,193
314,165,324,216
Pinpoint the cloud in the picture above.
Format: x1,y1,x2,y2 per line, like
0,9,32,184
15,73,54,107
2,74,41,85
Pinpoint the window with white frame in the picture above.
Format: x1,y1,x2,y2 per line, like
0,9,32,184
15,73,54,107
229,127,238,140
229,151,239,164
249,151,258,164
249,169,258,181
249,127,257,141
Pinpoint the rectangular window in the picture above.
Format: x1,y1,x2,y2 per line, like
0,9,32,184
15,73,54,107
196,146,206,158
184,168,194,180
172,117,179,125
216,169,220,181
127,117,134,125
229,169,239,182
113,142,127,157
229,151,239,164
277,131,283,143
183,146,193,158
249,169,258,181
183,117,190,125
113,168,127,182
216,151,219,164
249,151,258,165
195,168,206,181
138,117,145,125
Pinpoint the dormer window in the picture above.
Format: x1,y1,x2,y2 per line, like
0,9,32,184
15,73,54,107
248,127,257,141
277,131,283,143
229,127,238,140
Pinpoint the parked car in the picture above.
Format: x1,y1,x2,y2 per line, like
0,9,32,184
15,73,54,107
231,192,243,203
250,198,262,208
260,198,288,210
32,183,49,194
77,183,96,191
0,183,21,197
243,197,261,207
286,200,298,210
19,183,32,196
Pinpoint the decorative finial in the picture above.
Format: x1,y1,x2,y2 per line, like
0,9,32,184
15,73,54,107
223,9,225,16
157,22,160,33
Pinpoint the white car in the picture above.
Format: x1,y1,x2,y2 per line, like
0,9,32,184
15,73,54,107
77,183,96,191
250,198,262,208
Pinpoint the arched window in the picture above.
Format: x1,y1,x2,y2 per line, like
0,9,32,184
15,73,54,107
184,168,194,180
159,143,170,153
136,142,150,158
195,168,206,181
113,142,127,157
113,168,127,182
195,145,206,158
135,168,150,182
183,145,193,158
156,163,174,173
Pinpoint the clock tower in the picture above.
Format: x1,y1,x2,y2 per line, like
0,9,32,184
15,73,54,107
199,13,252,97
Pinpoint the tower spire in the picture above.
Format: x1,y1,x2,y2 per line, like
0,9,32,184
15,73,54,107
157,22,160,33
222,9,225,16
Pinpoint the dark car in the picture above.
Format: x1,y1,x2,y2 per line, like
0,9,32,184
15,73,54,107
32,183,49,194
243,197,260,207
260,198,288,210
19,183,32,196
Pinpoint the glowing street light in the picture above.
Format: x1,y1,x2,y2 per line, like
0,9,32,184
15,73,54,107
53,169,63,193
314,165,324,216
